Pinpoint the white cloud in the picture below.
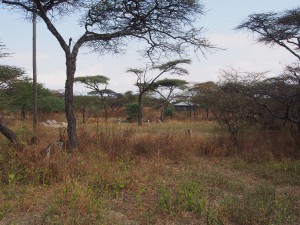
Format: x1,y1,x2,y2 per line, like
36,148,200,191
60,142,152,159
38,70,66,91
76,63,104,77
186,32,297,84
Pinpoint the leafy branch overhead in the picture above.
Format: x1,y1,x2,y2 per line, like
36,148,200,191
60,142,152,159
82,1,213,57
2,0,213,58
236,8,300,60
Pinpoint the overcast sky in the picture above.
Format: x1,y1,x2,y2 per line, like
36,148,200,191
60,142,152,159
0,0,299,94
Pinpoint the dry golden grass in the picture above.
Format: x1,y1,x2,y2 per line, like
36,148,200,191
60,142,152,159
0,117,299,224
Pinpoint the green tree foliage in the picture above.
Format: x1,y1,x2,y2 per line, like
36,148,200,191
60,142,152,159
74,95,100,124
2,78,64,117
0,65,25,115
0,65,24,87
164,106,175,118
38,95,64,113
75,75,109,87
124,91,137,103
125,102,139,122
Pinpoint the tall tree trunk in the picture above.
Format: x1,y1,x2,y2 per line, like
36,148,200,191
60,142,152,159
137,94,143,126
104,106,108,123
82,106,86,124
160,106,165,121
104,101,108,123
0,120,17,144
21,107,26,120
65,56,78,150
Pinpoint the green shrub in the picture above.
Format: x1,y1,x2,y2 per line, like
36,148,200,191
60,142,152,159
125,102,139,121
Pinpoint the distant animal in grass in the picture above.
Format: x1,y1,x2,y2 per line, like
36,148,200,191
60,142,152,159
185,129,192,137
41,143,51,160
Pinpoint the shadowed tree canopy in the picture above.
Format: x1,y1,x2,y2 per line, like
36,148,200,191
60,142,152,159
151,78,188,102
128,59,191,98
236,8,300,60
151,78,188,120
1,0,213,150
75,75,117,122
0,65,25,87
75,75,109,89
127,59,191,125
152,78,188,90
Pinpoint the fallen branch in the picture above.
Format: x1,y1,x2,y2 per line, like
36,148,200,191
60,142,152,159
0,120,17,144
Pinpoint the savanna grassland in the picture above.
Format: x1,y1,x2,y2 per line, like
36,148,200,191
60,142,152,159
0,116,299,225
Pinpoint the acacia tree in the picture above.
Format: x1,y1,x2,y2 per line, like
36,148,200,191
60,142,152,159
74,95,99,124
6,78,64,118
212,68,300,134
1,0,212,150
208,79,258,142
127,59,190,125
237,9,300,131
236,8,300,60
237,67,300,131
191,81,218,118
151,78,188,120
75,75,116,122
0,65,25,88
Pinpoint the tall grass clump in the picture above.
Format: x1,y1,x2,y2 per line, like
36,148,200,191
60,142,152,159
202,126,300,162
88,123,205,160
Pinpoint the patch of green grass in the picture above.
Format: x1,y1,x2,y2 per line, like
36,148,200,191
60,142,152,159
157,182,206,215
218,183,297,225
229,159,300,185
158,185,174,214
175,182,207,214
42,179,104,224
